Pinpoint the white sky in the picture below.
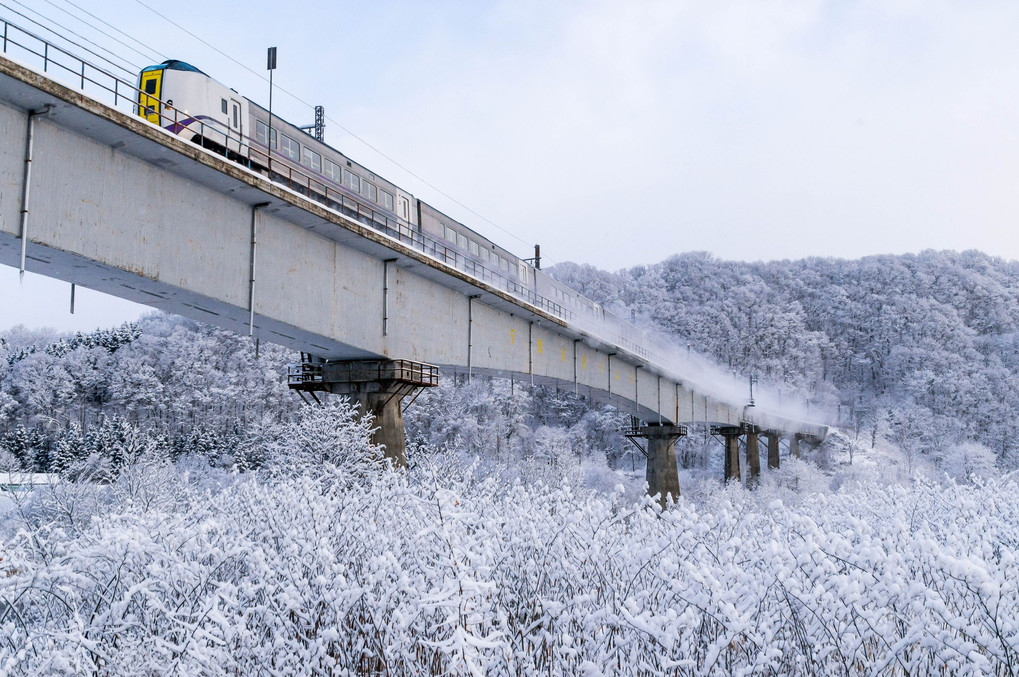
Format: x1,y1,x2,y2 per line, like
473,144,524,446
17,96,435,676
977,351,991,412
2,0,1019,332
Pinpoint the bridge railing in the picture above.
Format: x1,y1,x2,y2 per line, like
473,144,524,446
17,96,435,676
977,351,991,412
0,15,139,112
4,16,582,326
252,147,574,321
288,358,440,390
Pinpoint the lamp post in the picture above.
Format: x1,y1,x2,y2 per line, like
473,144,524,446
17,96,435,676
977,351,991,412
267,47,277,164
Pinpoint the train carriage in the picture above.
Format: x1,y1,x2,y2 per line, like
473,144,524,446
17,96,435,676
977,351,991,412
133,58,653,360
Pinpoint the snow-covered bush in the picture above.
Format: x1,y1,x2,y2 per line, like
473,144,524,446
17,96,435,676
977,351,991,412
2,456,1017,675
257,399,384,480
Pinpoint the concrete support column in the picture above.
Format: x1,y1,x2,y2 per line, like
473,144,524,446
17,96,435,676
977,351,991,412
629,423,686,507
289,358,438,472
790,433,802,459
351,393,407,468
767,431,780,469
745,430,761,488
646,432,682,505
719,426,742,483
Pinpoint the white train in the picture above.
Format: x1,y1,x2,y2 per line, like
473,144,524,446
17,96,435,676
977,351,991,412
136,59,652,361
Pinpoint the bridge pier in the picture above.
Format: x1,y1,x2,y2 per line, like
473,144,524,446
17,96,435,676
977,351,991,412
626,423,687,506
745,429,761,488
349,392,408,466
766,431,781,469
288,357,438,468
789,433,802,459
716,426,742,484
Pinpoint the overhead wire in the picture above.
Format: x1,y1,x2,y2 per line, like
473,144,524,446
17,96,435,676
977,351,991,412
42,0,163,65
128,0,551,262
1,0,140,76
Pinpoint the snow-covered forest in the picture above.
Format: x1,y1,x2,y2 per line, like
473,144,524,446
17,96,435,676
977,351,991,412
552,249,1019,469
2,250,1018,674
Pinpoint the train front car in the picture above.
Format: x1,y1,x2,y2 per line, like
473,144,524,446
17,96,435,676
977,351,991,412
136,60,249,159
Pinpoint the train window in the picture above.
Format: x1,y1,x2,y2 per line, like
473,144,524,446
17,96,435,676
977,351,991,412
480,248,489,263
221,99,228,114
255,120,277,148
232,104,239,128
280,134,300,161
145,79,157,94
400,198,410,219
323,158,341,183
380,190,394,211
457,233,468,250
443,225,456,242
469,240,480,256
518,262,528,282
303,147,322,172
499,257,508,272
363,182,378,202
343,169,360,193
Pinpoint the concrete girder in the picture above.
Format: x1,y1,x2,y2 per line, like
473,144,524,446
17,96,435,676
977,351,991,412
0,52,829,485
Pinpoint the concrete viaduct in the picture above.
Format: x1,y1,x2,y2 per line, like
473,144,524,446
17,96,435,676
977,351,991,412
0,42,825,501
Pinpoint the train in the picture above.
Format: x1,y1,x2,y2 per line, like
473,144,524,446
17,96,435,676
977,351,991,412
135,59,652,362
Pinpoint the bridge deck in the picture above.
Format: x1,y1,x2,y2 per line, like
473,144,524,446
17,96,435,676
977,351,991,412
0,51,825,440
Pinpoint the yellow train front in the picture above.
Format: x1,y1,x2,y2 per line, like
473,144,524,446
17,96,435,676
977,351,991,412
136,59,248,158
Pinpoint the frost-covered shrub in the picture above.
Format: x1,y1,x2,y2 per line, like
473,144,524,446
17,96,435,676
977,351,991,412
2,459,1018,675
257,399,384,480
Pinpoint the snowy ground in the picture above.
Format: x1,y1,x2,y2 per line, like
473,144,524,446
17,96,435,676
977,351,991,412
1,439,1016,675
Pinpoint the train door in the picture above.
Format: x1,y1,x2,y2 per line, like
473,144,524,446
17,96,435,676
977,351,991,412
518,261,530,288
228,97,243,152
138,69,162,124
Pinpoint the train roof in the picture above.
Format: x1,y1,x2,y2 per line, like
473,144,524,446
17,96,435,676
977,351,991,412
140,60,207,75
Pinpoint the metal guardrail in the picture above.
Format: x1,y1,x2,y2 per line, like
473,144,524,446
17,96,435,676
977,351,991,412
288,360,324,388
1,16,139,112
288,358,439,390
624,423,689,438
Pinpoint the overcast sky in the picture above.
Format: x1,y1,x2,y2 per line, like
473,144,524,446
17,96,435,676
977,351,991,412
2,0,1019,331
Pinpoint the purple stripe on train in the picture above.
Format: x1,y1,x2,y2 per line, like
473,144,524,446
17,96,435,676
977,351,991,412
164,115,213,135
